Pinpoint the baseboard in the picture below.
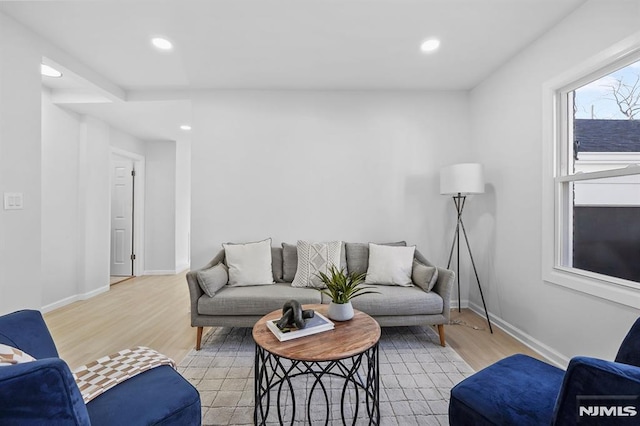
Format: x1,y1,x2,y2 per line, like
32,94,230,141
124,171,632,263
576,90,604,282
82,285,110,300
41,285,110,313
41,295,80,313
144,270,178,276
145,265,190,275
449,299,470,311
467,301,570,368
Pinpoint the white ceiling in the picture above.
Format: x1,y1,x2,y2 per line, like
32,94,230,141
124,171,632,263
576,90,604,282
0,0,586,141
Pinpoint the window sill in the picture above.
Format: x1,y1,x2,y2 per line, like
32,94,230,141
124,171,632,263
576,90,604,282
544,267,640,309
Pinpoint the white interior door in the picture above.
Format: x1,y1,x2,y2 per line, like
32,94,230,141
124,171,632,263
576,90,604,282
110,158,134,276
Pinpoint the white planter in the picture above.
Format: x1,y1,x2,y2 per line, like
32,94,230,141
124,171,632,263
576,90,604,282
327,301,354,321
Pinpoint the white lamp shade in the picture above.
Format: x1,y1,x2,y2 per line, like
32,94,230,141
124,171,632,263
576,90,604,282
440,163,485,195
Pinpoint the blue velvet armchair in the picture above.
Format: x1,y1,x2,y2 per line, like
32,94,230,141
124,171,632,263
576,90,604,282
449,317,640,425
0,310,201,425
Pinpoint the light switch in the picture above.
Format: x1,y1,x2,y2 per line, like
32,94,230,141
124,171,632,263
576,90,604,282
4,192,23,210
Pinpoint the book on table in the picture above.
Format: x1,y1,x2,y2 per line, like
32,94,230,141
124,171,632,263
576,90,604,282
266,311,335,342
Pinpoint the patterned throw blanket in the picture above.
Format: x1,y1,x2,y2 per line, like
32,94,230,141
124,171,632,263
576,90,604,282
73,346,176,403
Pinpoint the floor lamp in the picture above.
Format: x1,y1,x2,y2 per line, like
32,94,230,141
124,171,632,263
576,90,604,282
440,163,493,333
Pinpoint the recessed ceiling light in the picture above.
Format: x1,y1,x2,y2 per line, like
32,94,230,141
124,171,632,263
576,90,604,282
151,37,173,51
420,38,441,53
41,64,63,78
180,125,191,131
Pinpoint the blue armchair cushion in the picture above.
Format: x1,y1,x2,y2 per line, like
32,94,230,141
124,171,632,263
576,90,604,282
449,354,564,426
86,365,200,426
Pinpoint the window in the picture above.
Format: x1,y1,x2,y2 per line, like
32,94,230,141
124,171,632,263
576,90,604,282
555,58,640,287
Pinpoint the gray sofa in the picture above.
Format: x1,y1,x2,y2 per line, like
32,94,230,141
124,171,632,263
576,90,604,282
186,242,454,350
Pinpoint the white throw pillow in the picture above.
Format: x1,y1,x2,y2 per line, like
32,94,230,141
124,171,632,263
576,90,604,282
0,344,35,366
365,243,415,286
223,238,274,286
291,240,343,288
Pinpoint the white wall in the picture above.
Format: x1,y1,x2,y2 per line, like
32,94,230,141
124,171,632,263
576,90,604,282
40,97,187,304
469,0,640,364
144,140,177,273
0,10,187,310
175,139,191,272
110,127,147,157
77,116,112,296
0,10,191,312
0,14,43,314
0,9,185,311
191,91,470,277
41,89,81,306
41,90,158,309
41,93,185,306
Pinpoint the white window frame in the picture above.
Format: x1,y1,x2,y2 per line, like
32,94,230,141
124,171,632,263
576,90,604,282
542,34,640,309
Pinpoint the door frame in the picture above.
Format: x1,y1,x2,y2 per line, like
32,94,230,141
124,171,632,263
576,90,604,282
110,147,145,277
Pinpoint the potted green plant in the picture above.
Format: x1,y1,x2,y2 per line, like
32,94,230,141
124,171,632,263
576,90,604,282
316,265,378,321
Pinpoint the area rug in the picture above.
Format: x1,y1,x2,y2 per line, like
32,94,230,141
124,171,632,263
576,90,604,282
178,325,474,425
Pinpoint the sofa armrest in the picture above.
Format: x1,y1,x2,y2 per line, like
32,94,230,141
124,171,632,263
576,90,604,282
0,358,91,425
432,267,454,322
415,249,454,321
186,249,226,325
186,272,203,326
0,310,59,358
552,356,640,425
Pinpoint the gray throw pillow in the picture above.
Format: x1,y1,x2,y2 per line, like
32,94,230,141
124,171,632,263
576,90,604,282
412,259,439,292
196,263,228,297
282,243,298,282
271,247,284,283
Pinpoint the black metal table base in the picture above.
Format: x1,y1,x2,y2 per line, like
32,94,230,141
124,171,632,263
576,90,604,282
254,343,380,425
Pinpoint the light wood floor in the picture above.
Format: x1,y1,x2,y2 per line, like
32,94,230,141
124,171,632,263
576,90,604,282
45,273,544,371
109,276,133,286
447,309,546,371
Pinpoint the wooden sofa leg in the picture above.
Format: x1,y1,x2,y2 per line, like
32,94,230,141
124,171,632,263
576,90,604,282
196,327,203,351
437,324,446,347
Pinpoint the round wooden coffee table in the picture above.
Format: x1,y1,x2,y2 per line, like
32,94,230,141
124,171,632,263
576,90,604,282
253,303,381,425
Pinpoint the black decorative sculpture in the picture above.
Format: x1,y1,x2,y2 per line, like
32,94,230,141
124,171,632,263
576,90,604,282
276,300,315,330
